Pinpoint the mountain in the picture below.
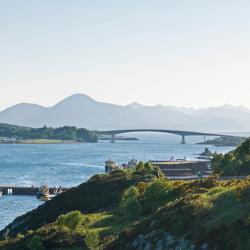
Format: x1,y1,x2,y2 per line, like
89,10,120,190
0,103,46,125
0,94,250,132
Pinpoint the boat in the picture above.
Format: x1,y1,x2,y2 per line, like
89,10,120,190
40,194,56,201
123,159,139,169
105,159,121,173
0,190,2,196
37,185,65,200
36,185,50,200
105,159,139,172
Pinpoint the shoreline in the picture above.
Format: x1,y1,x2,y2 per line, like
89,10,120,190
0,139,87,145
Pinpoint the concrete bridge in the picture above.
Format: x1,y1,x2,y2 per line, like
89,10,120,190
98,129,224,144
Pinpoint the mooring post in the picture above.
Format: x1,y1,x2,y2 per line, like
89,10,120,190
181,135,186,144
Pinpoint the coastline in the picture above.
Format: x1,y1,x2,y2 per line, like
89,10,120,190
0,139,86,145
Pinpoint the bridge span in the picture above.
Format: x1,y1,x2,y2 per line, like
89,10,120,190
98,129,224,144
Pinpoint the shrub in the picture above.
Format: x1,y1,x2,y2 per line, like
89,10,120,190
120,186,141,219
16,233,25,239
56,211,83,231
137,182,147,195
85,230,99,250
142,179,173,213
136,161,145,171
26,235,45,250
144,162,153,171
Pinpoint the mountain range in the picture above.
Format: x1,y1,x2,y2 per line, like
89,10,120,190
0,93,249,132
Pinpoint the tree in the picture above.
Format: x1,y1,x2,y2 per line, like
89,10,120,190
136,161,144,171
235,138,250,163
144,162,153,171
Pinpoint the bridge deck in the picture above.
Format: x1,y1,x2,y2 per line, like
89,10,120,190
99,129,223,137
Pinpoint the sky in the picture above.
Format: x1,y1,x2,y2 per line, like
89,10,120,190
0,0,250,110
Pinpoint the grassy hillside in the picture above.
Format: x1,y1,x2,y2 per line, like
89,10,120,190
1,160,250,249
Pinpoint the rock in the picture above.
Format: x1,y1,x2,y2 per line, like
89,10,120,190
132,238,140,248
146,230,157,238
132,234,145,248
164,232,175,246
175,239,195,250
200,243,209,250
144,242,152,250
150,219,156,227
156,240,164,250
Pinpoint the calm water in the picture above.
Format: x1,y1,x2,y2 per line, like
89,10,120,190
0,134,234,229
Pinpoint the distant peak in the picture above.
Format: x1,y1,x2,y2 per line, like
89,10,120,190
127,102,145,109
53,93,97,107
128,102,168,110
65,93,96,101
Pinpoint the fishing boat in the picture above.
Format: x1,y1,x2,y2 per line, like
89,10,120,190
105,159,120,173
37,185,64,201
40,193,56,201
36,185,50,200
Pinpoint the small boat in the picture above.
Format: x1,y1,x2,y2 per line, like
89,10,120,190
105,159,121,173
0,190,2,196
37,185,64,201
40,194,56,201
36,185,50,200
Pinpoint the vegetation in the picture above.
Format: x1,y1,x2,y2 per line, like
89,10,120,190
2,154,250,249
26,236,45,250
212,138,250,176
56,211,83,231
0,123,98,142
198,135,246,147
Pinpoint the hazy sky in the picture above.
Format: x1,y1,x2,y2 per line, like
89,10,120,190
0,0,249,110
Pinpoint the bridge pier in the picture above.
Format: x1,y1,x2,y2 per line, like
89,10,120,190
111,134,115,143
181,135,186,144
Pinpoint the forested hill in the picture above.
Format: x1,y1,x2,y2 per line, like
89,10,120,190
0,123,98,142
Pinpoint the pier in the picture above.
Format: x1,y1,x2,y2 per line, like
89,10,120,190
0,186,69,196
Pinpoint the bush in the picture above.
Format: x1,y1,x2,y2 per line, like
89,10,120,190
26,235,45,250
142,179,173,213
16,233,24,239
120,186,141,219
85,231,99,250
56,211,83,231
137,182,147,195
136,162,145,171
144,162,153,171
212,139,250,176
